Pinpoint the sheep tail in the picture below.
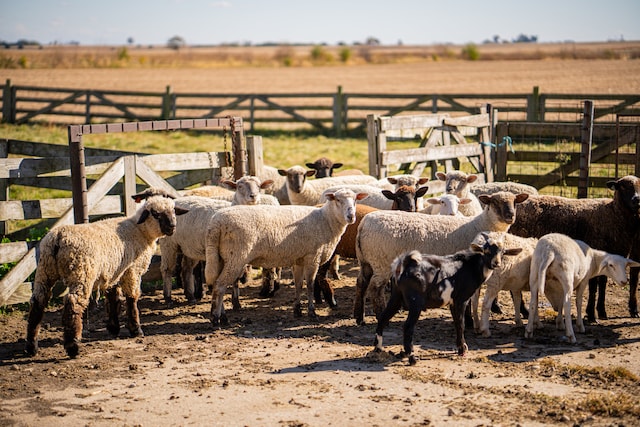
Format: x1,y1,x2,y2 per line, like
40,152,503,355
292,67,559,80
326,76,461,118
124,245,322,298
533,251,555,297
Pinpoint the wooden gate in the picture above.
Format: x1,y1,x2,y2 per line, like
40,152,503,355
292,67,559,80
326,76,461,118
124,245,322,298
0,117,255,306
366,107,496,194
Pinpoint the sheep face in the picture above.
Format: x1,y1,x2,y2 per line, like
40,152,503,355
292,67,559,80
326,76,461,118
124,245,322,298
437,171,478,196
607,175,640,218
223,176,274,205
382,185,429,212
137,198,188,236
470,232,522,270
602,254,640,286
306,157,343,178
324,189,367,225
278,166,315,194
478,192,529,225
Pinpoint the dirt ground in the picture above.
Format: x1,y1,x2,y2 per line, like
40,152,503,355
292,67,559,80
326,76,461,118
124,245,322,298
1,258,639,427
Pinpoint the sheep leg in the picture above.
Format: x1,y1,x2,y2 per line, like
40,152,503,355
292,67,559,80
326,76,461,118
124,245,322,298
329,254,341,279
25,283,54,356
511,291,525,328
469,289,481,333
180,256,199,305
525,284,540,339
561,281,576,344
314,258,337,308
369,275,390,319
62,292,88,359
305,265,319,320
574,281,588,335
292,265,305,318
450,301,469,356
373,289,403,353
490,298,503,314
160,249,179,306
232,265,250,311
402,307,422,366
586,276,607,323
479,286,500,337
629,266,639,318
354,263,373,324
105,287,122,337
125,296,144,338
193,262,204,301
258,267,280,298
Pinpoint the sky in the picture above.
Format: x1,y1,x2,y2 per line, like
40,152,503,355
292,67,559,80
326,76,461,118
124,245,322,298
1,0,639,47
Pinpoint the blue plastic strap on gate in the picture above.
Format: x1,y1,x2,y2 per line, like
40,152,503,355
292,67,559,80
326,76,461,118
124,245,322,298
479,136,515,153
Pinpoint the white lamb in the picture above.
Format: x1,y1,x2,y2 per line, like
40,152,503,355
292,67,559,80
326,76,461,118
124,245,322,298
424,171,483,216
423,194,471,216
354,191,529,324
525,233,640,344
472,232,539,337
25,189,188,358
278,165,376,206
205,188,368,325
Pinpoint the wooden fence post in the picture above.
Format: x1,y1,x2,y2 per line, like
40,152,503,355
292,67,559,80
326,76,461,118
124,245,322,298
494,123,508,181
2,79,15,124
578,100,594,198
161,85,172,120
366,114,384,178
68,125,89,224
527,86,540,122
231,118,246,180
333,86,344,137
246,135,264,177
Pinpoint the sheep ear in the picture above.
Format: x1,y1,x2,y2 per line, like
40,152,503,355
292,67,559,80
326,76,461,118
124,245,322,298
260,179,274,190
137,209,151,224
221,180,237,190
470,243,483,252
356,192,369,201
459,198,472,205
175,207,189,216
305,170,316,177
626,259,640,268
277,169,287,176
416,186,429,197
426,198,440,205
381,190,394,200
436,172,446,181
514,193,530,204
132,195,145,203
305,163,316,169
466,175,479,184
387,177,398,184
324,193,336,201
332,162,343,169
417,177,429,185
606,180,617,191
478,194,491,205
504,248,523,256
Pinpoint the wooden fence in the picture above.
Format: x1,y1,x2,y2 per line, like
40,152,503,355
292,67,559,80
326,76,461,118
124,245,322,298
0,117,264,306
2,80,639,135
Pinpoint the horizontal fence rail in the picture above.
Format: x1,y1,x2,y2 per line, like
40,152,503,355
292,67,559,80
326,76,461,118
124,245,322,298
2,81,639,134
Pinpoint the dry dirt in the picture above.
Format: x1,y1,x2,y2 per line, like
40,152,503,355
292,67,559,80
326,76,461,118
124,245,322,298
1,258,640,427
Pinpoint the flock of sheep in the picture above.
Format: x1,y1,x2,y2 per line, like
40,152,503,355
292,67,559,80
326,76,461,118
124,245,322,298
23,157,640,366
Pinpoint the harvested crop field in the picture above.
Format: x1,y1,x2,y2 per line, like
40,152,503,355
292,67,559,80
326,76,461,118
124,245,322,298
2,59,640,94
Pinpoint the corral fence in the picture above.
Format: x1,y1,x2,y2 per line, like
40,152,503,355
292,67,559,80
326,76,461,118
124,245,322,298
368,102,640,198
2,80,639,135
0,117,267,306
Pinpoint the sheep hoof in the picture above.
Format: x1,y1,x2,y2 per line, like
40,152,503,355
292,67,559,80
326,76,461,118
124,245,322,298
65,340,80,359
164,298,174,309
293,305,303,318
25,341,38,356
107,323,120,337
327,298,338,309
631,311,639,318
457,344,468,356
129,327,144,338
408,355,418,366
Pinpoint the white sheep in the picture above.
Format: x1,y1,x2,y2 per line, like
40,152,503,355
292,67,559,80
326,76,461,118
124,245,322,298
472,232,539,337
25,189,188,358
525,233,640,344
205,188,368,325
354,191,529,324
426,171,483,216
278,165,377,206
423,193,471,216
180,184,235,199
160,176,277,306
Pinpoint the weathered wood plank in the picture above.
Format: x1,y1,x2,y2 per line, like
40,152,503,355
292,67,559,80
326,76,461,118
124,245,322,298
0,247,37,306
135,157,181,198
379,114,449,131
443,113,490,127
0,195,121,221
382,144,483,165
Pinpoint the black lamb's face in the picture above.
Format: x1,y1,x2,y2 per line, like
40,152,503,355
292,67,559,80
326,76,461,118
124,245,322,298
611,176,640,217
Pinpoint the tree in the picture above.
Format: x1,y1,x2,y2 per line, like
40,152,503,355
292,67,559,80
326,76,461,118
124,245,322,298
127,37,134,46
167,36,186,50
